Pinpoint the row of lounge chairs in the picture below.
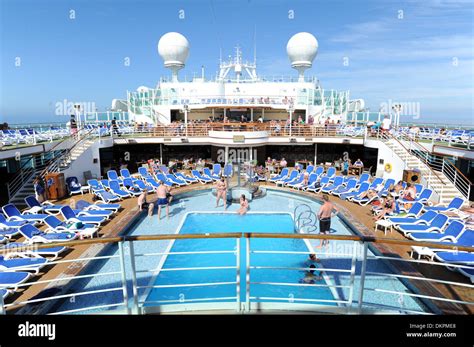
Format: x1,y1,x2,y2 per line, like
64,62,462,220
1,128,69,147
378,198,473,282
86,165,235,203
0,197,122,299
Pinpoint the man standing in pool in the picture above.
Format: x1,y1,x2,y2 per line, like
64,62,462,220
156,181,170,220
215,177,228,209
317,195,339,248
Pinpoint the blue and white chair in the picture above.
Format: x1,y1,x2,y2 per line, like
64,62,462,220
397,214,449,236
19,224,77,244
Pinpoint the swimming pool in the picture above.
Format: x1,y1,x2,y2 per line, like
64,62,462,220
55,189,427,314
143,213,337,309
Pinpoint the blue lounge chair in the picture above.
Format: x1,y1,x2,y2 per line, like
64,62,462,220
269,167,289,182
145,177,161,189
0,271,32,291
414,183,424,197
321,176,344,194
2,204,48,224
388,202,424,220
120,168,132,180
109,180,132,198
314,166,324,176
59,206,106,226
44,215,99,238
434,251,474,265
1,242,66,261
212,164,222,177
192,170,213,184
397,214,449,236
154,173,174,187
122,178,144,196
320,167,336,181
276,170,298,186
133,179,154,191
398,188,433,206
66,177,83,196
390,210,438,225
166,174,187,186
222,164,233,178
409,220,465,242
458,267,474,283
0,214,28,232
294,173,318,190
0,255,48,274
352,191,381,206
75,200,120,213
305,165,315,174
88,179,106,193
107,170,123,184
340,182,370,200
368,177,384,191
95,190,121,203
287,174,305,188
307,176,330,193
175,172,198,184
203,167,220,181
423,197,464,213
24,196,65,215
19,224,77,244
377,178,396,197
332,178,357,196
138,167,154,180
355,173,370,187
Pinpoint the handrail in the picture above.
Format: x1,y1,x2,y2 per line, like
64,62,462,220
2,232,473,254
407,134,472,199
385,132,447,185
6,127,95,200
444,157,473,186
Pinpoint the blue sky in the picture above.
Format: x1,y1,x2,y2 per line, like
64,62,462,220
0,0,473,125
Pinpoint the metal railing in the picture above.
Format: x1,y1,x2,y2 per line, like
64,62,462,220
1,233,473,315
106,123,358,139
402,133,472,201
6,128,96,201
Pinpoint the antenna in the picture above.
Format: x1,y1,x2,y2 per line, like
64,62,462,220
253,24,257,65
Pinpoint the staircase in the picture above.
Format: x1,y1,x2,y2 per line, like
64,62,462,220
383,137,467,205
7,129,97,206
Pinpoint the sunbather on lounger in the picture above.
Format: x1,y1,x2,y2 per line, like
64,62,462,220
373,197,396,221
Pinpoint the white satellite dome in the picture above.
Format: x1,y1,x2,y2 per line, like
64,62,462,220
286,32,318,81
136,86,149,92
158,32,189,81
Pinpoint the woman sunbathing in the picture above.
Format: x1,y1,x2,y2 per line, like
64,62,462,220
373,197,396,221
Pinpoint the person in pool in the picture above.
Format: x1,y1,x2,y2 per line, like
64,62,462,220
238,194,249,215
215,177,228,209
308,253,320,263
299,264,322,284
156,181,170,220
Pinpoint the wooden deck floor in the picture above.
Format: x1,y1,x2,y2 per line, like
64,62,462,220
4,178,473,314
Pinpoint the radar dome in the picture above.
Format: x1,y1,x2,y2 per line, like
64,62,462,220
158,32,189,82
136,86,149,92
286,32,318,81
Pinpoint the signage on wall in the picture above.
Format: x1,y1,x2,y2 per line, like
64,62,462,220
233,135,245,143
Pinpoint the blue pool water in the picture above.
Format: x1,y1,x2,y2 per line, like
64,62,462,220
144,213,336,306
56,190,426,314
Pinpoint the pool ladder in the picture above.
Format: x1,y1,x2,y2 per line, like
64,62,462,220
293,204,318,233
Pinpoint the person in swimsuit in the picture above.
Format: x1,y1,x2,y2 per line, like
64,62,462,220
156,182,170,220
215,177,228,209
299,264,322,284
238,194,249,215
317,195,339,248
373,197,396,221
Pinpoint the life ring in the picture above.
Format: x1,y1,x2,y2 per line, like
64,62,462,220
385,163,392,173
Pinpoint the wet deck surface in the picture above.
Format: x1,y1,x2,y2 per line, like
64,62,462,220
4,175,473,314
